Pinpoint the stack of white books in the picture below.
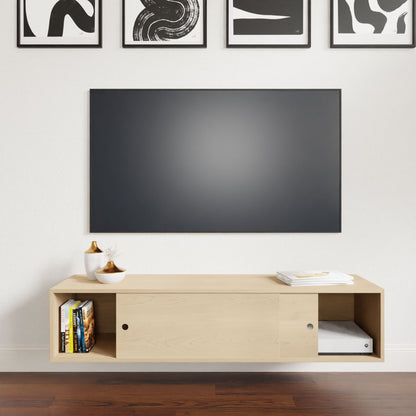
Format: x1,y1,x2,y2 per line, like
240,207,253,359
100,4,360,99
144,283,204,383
276,271,354,287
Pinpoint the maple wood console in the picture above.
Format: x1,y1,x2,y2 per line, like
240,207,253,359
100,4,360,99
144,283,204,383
50,275,384,363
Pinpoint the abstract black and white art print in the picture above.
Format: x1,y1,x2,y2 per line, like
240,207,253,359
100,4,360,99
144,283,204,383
123,0,207,47
227,0,311,47
331,0,415,47
18,0,102,47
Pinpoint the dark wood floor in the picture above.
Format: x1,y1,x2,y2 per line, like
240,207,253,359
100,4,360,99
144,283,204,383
0,373,415,416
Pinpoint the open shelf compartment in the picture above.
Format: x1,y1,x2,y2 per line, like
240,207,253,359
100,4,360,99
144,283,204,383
317,293,384,361
50,292,116,362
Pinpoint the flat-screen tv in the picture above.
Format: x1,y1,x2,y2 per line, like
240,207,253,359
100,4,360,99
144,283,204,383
90,89,341,232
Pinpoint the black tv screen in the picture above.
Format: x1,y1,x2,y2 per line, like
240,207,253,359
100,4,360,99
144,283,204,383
90,89,341,232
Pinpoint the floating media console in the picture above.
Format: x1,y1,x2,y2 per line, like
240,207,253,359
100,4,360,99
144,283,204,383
50,275,384,363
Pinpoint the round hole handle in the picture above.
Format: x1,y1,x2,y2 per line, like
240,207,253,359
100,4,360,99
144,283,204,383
122,324,129,331
307,323,314,330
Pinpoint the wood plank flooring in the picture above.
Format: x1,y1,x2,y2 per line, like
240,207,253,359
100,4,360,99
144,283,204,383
0,373,415,416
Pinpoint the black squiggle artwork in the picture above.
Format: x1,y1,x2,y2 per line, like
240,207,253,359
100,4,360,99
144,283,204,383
48,0,95,37
23,0,35,37
354,0,386,33
133,0,200,41
339,0,410,35
378,0,407,13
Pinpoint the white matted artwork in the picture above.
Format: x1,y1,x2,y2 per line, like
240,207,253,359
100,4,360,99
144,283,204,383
331,0,415,47
227,0,311,48
18,0,102,47
123,0,207,47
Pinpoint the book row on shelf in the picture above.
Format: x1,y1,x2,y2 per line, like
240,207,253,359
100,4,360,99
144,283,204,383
60,299,96,353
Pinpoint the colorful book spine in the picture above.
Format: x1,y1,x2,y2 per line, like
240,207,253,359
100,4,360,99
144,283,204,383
79,306,86,353
82,301,96,353
72,308,79,353
76,307,83,353
72,309,77,353
75,301,87,353
60,300,72,353
64,299,76,353
68,301,81,353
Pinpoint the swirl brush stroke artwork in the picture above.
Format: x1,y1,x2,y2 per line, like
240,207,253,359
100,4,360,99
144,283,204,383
133,0,199,41
124,0,206,47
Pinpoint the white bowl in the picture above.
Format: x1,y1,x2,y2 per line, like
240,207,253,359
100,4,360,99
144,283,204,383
95,271,126,284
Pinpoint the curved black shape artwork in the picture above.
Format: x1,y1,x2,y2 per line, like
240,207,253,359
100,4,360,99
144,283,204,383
354,0,387,33
23,0,35,37
133,0,200,41
48,0,95,37
397,12,408,33
233,0,303,35
378,0,407,13
234,0,302,16
338,0,354,34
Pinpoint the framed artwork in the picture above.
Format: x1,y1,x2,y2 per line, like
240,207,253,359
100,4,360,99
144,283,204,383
227,0,311,48
331,0,415,48
123,0,207,48
17,0,102,48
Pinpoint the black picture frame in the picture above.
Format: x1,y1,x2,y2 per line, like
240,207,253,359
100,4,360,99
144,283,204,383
330,0,416,48
226,0,311,48
17,0,102,48
122,0,207,48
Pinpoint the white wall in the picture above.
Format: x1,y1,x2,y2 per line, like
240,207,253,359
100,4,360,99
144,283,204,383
1,1,415,371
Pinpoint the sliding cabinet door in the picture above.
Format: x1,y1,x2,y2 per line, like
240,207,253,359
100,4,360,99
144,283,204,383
117,294,279,362
279,294,318,360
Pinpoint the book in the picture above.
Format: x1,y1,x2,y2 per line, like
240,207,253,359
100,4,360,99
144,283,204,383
60,299,74,353
72,307,78,353
82,301,96,353
78,301,89,353
77,306,85,353
276,271,354,287
68,300,81,353
63,299,78,353
73,301,87,353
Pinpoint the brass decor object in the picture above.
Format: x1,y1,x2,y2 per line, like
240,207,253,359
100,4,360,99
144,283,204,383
96,261,126,274
85,241,103,254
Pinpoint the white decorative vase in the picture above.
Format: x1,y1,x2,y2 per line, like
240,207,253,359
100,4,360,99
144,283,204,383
84,241,106,281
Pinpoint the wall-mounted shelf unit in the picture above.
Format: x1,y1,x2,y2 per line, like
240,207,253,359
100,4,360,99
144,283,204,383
50,274,384,363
